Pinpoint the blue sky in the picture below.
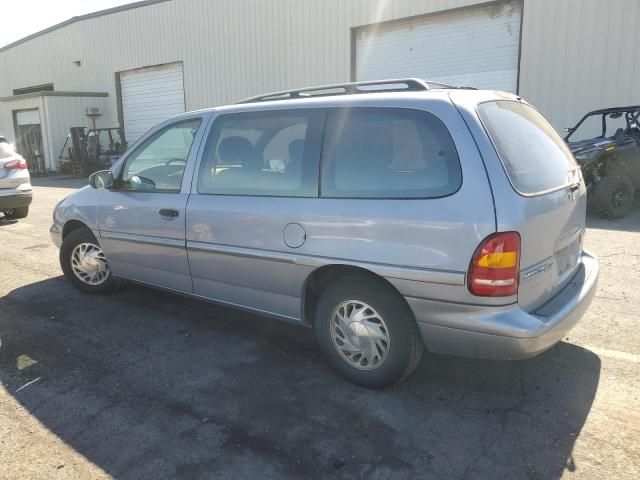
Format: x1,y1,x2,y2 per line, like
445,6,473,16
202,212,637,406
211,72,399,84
1,0,139,47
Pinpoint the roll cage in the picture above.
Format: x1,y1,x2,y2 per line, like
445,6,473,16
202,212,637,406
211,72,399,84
565,106,640,142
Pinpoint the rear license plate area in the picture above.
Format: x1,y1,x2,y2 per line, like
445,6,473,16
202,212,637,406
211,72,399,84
555,239,580,276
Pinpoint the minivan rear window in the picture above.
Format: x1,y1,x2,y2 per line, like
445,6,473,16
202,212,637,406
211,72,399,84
321,108,462,199
478,101,578,195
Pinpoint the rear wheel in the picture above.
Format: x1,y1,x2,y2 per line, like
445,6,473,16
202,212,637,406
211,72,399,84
594,175,635,219
60,227,119,294
3,206,29,219
314,276,423,388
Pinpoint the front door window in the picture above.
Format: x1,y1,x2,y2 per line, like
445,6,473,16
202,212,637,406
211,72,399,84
120,119,201,192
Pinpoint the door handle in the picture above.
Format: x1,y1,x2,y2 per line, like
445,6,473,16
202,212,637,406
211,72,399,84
159,208,179,218
569,183,580,192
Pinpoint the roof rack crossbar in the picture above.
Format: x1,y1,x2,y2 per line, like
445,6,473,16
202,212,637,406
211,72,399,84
236,78,431,104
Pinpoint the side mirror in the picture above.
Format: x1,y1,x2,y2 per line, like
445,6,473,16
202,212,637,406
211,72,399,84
89,170,114,189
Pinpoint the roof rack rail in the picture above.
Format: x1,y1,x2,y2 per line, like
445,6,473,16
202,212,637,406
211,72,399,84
424,80,463,89
236,78,432,104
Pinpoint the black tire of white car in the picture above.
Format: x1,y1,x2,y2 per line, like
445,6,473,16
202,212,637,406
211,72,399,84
314,276,423,388
594,175,635,219
3,206,28,219
60,227,120,294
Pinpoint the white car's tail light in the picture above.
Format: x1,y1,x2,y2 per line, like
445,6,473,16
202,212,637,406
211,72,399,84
5,158,27,170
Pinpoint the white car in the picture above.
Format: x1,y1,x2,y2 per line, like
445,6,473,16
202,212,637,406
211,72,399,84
0,136,32,219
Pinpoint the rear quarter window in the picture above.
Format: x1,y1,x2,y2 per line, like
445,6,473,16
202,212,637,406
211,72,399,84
478,101,578,195
320,108,462,199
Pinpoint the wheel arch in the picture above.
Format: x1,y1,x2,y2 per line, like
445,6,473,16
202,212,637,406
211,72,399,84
301,264,411,326
62,219,91,240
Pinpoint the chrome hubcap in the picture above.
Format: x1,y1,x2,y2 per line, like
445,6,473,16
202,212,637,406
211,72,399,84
330,300,391,370
70,242,110,286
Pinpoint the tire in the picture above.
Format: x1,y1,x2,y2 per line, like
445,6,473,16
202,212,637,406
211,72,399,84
4,206,28,219
593,175,635,219
314,276,423,388
60,227,119,294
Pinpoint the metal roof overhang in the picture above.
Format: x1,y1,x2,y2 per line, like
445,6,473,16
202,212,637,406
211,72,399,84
0,91,109,102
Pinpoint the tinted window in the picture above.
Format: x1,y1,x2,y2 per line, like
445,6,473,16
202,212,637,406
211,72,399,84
121,119,201,192
478,101,578,195
197,109,323,197
320,108,461,199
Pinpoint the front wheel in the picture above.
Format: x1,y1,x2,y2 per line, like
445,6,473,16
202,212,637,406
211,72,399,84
314,276,423,388
60,227,119,294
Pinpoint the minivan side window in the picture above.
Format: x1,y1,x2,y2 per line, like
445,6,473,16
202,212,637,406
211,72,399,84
320,108,462,199
120,119,202,192
478,101,578,195
197,109,324,197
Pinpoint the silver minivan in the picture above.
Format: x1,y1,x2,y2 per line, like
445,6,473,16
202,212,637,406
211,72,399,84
50,79,599,388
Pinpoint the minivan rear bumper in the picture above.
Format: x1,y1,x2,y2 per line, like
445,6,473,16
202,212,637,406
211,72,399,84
409,250,598,360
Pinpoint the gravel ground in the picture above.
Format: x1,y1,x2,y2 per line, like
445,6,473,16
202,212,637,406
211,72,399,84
0,176,638,480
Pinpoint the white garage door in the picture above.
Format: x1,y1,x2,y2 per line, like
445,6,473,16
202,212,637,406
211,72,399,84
120,62,185,144
16,109,41,125
355,1,522,92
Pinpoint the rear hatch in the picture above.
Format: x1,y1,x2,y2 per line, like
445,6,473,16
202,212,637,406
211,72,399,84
477,100,586,311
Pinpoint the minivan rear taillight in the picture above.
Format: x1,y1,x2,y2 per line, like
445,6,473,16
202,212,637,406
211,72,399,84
468,232,521,297
5,158,27,170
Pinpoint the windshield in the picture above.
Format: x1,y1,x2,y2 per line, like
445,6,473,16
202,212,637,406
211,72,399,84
0,140,17,160
478,101,578,195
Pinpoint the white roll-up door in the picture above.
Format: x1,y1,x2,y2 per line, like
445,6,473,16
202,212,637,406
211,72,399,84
120,62,185,144
355,1,522,92
16,109,41,125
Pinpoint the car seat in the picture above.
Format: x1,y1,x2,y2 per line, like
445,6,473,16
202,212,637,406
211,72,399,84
612,128,625,142
218,136,259,169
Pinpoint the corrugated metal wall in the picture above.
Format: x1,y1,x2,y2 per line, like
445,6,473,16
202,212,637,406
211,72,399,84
519,0,640,132
0,95,112,169
43,95,112,169
0,0,638,144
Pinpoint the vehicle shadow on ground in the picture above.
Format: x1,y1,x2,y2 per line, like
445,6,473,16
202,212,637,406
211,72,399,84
0,217,18,226
586,198,640,232
0,277,601,479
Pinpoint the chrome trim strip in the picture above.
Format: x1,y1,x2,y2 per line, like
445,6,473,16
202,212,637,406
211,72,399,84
187,241,465,286
188,241,296,264
100,230,185,248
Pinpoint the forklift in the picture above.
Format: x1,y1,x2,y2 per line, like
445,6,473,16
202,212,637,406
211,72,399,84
58,127,127,176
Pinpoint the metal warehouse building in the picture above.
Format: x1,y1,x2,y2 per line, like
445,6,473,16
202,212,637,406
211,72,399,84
0,0,637,171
